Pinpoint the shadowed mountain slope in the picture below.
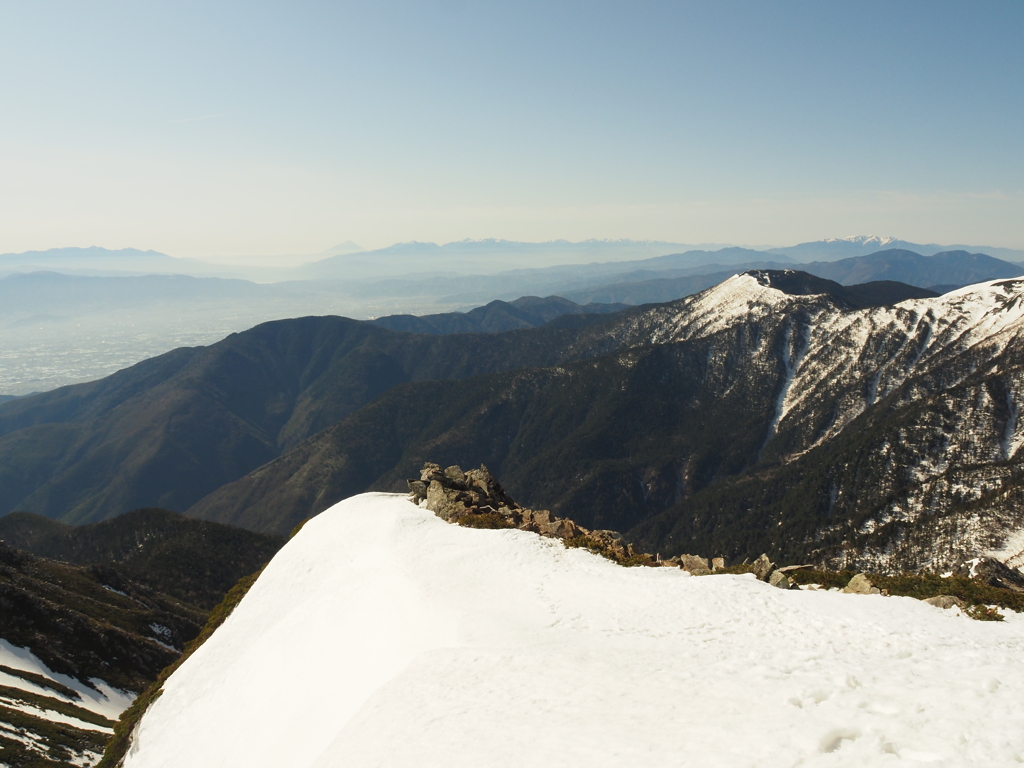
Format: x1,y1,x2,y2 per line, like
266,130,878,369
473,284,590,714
0,541,206,766
0,271,919,525
0,542,204,692
0,311,638,524
0,509,284,610
7,270,1024,575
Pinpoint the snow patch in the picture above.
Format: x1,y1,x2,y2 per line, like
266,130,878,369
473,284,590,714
0,639,135,720
0,695,112,734
988,527,1024,572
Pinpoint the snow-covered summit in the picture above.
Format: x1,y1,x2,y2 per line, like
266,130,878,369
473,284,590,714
122,493,1024,768
647,271,792,343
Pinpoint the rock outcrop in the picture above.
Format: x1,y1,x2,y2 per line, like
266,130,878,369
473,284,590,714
408,465,1024,618
924,595,967,610
969,558,1024,593
843,573,881,595
409,463,783,578
410,463,618,553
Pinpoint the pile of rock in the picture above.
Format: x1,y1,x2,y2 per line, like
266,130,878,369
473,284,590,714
408,463,633,560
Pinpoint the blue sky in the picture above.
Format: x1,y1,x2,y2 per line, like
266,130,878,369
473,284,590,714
1,1,1021,260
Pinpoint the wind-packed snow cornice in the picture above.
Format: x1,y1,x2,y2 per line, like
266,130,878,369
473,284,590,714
119,493,1024,768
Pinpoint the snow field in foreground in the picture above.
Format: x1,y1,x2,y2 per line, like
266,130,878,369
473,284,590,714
124,493,1024,768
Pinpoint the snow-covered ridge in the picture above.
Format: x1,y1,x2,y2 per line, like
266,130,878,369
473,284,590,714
122,493,1024,768
650,272,1024,352
616,272,1024,572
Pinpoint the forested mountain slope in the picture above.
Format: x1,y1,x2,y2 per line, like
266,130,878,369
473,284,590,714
0,313,637,523
7,270,1023,574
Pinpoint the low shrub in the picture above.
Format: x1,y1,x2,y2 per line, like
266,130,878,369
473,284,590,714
457,513,516,530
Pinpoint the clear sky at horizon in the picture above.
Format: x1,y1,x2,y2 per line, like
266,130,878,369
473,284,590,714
1,1,1022,261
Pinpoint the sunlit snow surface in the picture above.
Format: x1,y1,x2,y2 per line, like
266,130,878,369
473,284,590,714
123,493,1024,768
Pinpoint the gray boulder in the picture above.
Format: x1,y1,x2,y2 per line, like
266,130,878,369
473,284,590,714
750,554,774,581
924,595,966,610
768,570,791,589
679,554,711,574
443,465,466,485
425,480,471,522
407,479,428,503
843,573,880,595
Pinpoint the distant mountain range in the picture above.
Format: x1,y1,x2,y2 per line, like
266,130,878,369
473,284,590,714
0,246,218,278
767,235,1024,263
563,249,1024,305
5,237,1021,282
292,238,742,280
4,247,1024,397
370,296,626,335
800,248,1023,285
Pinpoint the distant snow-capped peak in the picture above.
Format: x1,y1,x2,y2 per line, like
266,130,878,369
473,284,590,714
823,235,899,246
